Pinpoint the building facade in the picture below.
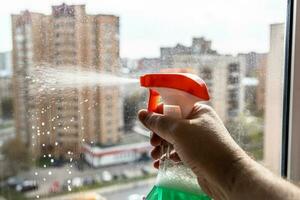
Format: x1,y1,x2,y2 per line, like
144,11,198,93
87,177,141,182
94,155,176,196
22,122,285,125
12,4,123,158
160,37,246,122
264,23,285,174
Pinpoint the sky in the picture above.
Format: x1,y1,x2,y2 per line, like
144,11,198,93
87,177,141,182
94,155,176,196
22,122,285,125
0,0,287,59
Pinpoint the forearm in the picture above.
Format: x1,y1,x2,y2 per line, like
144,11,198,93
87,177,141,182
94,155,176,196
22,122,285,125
229,156,300,200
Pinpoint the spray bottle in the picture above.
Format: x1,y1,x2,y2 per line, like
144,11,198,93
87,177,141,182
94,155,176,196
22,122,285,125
140,73,211,200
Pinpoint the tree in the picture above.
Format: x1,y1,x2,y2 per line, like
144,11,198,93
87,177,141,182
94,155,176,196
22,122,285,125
226,115,264,160
1,137,31,175
123,91,146,132
1,97,13,119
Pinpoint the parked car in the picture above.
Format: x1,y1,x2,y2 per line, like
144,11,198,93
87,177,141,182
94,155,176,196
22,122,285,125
141,166,157,175
6,177,24,189
49,181,60,193
72,177,83,188
128,194,144,200
82,176,95,186
112,172,122,180
15,180,38,192
94,174,102,184
122,169,143,179
101,171,112,182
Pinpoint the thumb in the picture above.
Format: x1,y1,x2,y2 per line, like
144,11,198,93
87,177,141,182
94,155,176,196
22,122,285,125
138,109,184,144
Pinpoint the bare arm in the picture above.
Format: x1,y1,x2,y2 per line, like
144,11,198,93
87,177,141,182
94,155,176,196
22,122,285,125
138,104,300,200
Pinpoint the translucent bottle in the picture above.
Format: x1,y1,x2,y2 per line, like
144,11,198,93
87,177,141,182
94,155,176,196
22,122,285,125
146,105,211,200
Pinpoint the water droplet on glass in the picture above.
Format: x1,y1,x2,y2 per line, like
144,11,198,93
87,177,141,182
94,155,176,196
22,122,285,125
51,159,54,163
48,171,52,175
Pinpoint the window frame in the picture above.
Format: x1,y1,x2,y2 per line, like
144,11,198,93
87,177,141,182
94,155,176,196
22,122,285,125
281,0,300,180
281,0,294,177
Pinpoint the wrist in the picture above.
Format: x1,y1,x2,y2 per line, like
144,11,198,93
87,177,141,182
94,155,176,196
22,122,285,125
216,148,253,198
224,152,258,199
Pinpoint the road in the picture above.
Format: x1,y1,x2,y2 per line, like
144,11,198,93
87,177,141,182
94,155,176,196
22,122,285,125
43,178,156,200
18,161,154,198
101,183,152,200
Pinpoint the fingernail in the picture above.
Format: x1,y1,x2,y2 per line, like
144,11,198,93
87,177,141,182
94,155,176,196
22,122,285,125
138,110,149,122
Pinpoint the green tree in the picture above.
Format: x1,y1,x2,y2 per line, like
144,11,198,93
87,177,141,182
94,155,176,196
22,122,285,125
1,137,31,175
226,115,264,160
1,97,13,119
123,91,146,131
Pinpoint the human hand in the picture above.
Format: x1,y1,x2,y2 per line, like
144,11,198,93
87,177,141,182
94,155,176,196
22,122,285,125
138,104,250,199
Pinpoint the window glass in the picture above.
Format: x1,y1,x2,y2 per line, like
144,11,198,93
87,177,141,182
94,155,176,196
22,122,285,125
0,0,286,199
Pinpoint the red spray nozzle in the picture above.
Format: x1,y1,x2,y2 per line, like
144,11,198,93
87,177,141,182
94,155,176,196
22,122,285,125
140,73,210,114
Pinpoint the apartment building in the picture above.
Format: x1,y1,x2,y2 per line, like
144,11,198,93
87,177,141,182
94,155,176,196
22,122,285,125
264,23,285,174
12,4,123,158
160,37,246,122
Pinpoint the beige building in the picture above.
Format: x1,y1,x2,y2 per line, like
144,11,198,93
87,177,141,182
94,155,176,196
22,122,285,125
12,4,123,158
256,54,268,114
160,38,246,122
264,23,285,174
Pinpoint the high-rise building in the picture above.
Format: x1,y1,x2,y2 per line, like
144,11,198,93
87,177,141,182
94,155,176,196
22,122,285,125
238,52,268,77
238,52,268,114
256,54,268,114
264,23,285,174
160,37,246,122
137,58,160,74
12,4,123,158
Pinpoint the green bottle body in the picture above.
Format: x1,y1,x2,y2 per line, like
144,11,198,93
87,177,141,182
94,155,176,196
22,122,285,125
145,160,211,200
146,185,211,200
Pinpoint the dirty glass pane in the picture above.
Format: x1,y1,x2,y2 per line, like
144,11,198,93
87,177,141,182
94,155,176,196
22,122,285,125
0,0,287,199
